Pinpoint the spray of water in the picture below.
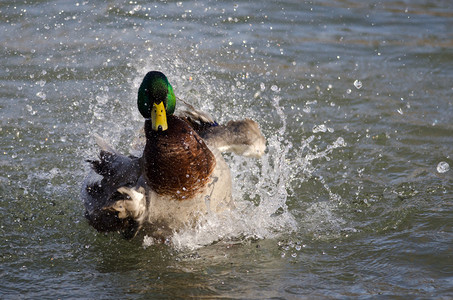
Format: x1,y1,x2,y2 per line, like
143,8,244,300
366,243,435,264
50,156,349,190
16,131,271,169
85,54,348,250
170,97,298,249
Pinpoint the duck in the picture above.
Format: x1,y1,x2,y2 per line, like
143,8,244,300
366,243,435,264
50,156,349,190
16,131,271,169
81,71,266,240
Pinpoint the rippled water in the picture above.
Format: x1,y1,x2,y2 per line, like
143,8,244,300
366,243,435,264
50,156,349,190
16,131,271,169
1,0,452,298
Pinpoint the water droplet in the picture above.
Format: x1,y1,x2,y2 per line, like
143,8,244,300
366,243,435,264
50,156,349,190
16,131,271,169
437,161,450,173
36,91,46,100
271,85,278,92
346,89,352,94
354,80,362,89
312,124,327,133
49,168,60,177
260,82,265,91
337,137,346,147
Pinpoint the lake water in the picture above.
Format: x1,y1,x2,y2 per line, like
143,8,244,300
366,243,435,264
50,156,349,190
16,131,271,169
1,0,452,298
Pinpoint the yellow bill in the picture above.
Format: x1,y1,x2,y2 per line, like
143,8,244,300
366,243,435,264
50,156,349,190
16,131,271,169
151,101,168,131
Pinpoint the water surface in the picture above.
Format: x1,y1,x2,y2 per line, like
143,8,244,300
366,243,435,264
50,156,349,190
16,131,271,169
1,0,452,298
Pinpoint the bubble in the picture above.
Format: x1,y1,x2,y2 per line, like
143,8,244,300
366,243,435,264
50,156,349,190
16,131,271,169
353,80,362,89
260,82,265,91
271,85,279,92
437,161,450,173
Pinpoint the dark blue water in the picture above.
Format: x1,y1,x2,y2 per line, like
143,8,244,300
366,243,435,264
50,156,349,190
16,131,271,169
1,0,452,298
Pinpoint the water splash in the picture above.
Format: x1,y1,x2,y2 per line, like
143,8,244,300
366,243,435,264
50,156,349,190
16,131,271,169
84,54,348,250
168,92,299,250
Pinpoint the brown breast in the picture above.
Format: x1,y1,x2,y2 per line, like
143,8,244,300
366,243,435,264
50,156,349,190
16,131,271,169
143,115,216,200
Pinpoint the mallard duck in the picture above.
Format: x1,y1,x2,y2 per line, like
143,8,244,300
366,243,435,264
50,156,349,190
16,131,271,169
81,71,266,240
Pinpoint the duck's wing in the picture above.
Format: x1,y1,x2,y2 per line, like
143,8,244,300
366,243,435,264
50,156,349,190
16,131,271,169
179,108,266,158
81,135,143,239
199,119,266,158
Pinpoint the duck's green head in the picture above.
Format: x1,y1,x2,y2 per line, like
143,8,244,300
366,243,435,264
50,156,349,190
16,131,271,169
137,71,176,131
